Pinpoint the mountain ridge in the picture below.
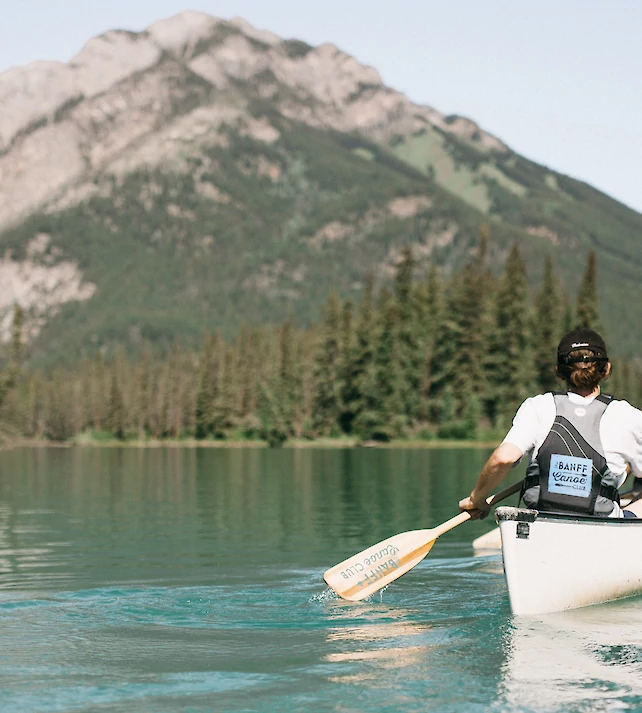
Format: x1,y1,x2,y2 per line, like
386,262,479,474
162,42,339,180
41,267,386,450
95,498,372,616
1,10,641,361
0,10,505,232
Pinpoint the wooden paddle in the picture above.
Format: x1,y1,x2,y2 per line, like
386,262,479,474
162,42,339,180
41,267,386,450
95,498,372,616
324,480,522,601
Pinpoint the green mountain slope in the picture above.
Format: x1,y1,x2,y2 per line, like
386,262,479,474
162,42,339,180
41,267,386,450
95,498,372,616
0,120,523,362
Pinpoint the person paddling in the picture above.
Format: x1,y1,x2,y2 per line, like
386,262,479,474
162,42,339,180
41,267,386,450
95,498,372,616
459,329,642,519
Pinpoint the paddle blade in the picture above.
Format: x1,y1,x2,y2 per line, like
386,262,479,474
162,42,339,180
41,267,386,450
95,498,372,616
324,529,438,601
472,526,502,552
324,482,522,601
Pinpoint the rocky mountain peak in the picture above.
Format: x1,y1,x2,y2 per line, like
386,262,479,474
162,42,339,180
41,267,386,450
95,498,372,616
147,11,225,58
0,11,506,232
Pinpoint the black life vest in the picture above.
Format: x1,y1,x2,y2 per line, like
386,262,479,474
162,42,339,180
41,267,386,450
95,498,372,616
521,392,620,516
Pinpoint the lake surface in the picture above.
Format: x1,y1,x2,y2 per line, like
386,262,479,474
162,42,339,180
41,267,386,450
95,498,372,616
1,447,642,713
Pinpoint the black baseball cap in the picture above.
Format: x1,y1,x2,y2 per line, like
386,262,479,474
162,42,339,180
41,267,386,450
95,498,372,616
557,329,608,365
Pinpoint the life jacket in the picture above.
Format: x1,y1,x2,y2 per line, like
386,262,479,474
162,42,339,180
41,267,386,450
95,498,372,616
521,392,620,516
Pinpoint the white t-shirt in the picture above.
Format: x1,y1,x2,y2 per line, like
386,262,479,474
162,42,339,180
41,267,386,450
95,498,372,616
502,391,642,516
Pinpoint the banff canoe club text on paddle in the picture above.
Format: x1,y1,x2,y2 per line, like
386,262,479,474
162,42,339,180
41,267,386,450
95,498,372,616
356,560,400,588
340,545,400,580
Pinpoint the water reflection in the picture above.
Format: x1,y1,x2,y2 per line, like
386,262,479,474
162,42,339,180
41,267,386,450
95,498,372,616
500,600,642,711
323,602,435,692
0,447,497,589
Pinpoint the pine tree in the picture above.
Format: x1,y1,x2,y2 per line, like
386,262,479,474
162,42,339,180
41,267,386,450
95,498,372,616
429,284,460,416
337,299,360,434
350,274,376,435
368,290,405,439
75,357,93,435
27,370,45,437
90,354,107,432
106,352,126,440
439,384,456,424
415,262,444,341
534,256,565,393
237,326,258,422
166,344,185,439
463,393,482,439
454,231,495,406
257,330,291,447
416,264,443,420
257,376,289,447
134,345,152,440
195,334,220,439
297,329,317,434
312,290,342,435
394,246,423,422
212,344,239,437
430,233,494,424
158,359,172,438
148,361,166,440
277,317,299,436
576,250,600,330
45,368,73,441
451,267,493,405
487,244,535,425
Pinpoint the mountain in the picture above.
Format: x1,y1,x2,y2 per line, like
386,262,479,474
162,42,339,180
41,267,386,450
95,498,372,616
1,10,641,363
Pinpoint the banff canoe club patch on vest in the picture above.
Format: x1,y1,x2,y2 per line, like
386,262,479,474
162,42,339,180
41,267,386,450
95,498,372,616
548,454,592,498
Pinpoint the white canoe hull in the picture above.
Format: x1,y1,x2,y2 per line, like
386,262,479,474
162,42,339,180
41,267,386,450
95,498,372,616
496,506,642,616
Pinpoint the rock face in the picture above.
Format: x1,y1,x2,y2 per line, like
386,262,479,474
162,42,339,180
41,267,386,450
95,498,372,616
0,10,503,233
0,234,95,342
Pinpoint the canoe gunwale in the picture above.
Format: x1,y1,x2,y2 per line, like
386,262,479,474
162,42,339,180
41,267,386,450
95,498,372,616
495,505,642,526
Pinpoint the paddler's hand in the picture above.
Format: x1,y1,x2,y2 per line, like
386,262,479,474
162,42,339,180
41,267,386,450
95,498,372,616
459,494,491,520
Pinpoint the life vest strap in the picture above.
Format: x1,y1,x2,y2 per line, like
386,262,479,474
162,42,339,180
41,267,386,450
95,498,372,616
551,390,614,404
522,474,620,504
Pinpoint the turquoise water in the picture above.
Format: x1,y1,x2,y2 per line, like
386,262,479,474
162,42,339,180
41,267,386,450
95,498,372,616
1,447,642,713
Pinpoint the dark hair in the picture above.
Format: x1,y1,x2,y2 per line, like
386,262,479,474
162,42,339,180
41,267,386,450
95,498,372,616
556,349,610,392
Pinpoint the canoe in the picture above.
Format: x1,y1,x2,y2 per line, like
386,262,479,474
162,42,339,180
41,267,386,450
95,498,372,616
496,505,642,615
473,492,642,552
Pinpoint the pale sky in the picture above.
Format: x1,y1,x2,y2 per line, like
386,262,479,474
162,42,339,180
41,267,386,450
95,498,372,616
1,0,640,213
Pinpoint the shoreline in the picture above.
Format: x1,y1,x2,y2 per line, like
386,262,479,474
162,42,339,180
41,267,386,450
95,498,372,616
1,437,501,450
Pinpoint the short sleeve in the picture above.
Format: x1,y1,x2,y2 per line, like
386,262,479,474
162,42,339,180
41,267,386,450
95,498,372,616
601,400,642,479
501,397,542,456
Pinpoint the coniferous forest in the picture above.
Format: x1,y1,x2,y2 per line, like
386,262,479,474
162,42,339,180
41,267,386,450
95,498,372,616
0,235,640,446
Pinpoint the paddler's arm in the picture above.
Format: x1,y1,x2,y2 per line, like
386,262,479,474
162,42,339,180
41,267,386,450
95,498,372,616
459,442,524,519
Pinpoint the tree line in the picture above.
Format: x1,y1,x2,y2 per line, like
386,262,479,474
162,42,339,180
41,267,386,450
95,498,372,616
1,233,640,445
